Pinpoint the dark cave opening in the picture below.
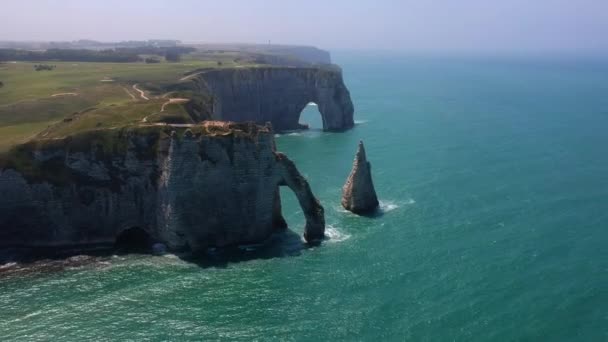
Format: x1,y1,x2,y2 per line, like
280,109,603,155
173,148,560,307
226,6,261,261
114,227,152,253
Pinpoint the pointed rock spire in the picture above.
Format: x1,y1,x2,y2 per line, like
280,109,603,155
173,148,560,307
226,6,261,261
341,141,379,215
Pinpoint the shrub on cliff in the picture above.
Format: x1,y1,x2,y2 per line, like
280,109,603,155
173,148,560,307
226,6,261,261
145,57,161,64
34,64,56,71
0,48,141,63
156,113,191,124
165,51,181,62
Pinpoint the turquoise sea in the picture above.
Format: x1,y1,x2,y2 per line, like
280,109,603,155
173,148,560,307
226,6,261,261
1,53,608,341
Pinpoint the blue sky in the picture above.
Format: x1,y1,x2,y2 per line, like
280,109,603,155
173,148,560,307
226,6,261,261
1,0,607,54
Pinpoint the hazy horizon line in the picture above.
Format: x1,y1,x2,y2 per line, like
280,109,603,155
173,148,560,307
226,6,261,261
1,38,607,58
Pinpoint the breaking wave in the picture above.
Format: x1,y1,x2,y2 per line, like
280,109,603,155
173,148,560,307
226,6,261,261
0,261,17,270
334,198,414,215
325,225,351,243
334,205,350,213
274,132,304,138
379,198,415,213
379,200,399,212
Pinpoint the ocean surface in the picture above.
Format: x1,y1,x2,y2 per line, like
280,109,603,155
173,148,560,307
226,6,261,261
1,53,608,341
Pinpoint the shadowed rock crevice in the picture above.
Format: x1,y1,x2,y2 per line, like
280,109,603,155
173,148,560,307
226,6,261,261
192,67,354,131
114,227,153,253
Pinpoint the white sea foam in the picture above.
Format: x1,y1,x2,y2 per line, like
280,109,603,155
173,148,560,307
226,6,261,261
8,310,44,324
275,132,304,138
21,310,43,319
0,262,17,269
379,200,399,212
354,120,369,124
334,205,350,214
325,225,351,243
379,198,415,213
335,198,414,215
307,102,318,106
120,296,140,303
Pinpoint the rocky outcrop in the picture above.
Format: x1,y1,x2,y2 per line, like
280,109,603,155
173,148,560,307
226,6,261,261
0,122,325,254
191,67,354,131
342,141,379,215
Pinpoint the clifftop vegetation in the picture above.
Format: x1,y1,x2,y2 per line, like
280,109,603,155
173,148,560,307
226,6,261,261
0,121,273,186
0,46,195,63
0,43,333,151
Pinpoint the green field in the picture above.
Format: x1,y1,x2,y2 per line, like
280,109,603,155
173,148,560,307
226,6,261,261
0,57,247,150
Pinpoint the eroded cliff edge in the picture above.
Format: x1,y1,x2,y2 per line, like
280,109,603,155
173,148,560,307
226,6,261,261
189,67,355,131
0,122,325,254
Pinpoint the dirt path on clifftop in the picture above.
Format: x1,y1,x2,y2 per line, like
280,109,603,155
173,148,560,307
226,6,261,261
179,72,204,82
51,92,78,97
122,87,136,100
140,98,190,123
161,98,189,112
132,84,149,100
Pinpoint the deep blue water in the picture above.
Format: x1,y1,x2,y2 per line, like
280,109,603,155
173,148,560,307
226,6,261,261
1,53,607,341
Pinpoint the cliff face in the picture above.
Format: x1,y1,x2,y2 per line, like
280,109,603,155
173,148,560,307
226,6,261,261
279,46,331,64
192,67,355,132
342,141,379,215
0,122,325,253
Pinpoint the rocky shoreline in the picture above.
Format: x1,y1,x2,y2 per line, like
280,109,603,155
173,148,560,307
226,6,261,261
0,122,324,256
0,57,377,262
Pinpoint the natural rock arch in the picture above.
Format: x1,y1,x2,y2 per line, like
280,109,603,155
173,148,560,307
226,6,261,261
0,123,326,254
192,67,355,132
274,153,325,242
296,102,325,129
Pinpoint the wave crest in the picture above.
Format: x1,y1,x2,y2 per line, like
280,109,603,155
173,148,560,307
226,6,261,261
379,201,399,212
325,225,351,243
379,198,415,213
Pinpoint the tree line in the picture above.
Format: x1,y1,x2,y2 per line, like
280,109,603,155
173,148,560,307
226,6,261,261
0,46,196,63
34,64,56,71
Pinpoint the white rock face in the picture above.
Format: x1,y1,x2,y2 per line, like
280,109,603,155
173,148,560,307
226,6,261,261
341,141,379,215
0,123,325,254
